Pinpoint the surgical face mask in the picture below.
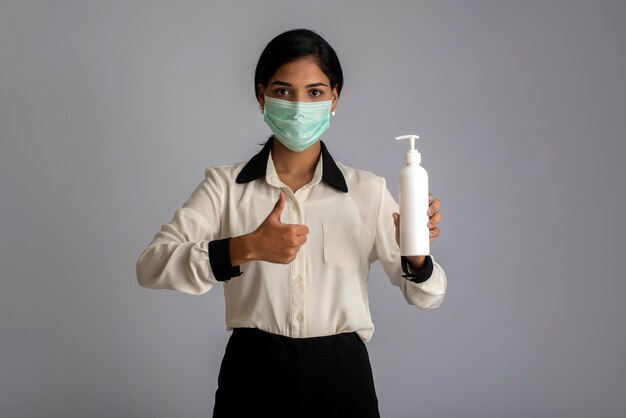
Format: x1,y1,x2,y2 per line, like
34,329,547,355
263,95,332,152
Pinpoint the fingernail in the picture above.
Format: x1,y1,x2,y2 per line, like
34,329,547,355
429,230,434,236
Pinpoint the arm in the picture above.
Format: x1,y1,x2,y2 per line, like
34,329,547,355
229,234,256,267
373,176,447,309
135,167,237,295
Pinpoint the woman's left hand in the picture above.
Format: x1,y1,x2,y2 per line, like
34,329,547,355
392,193,442,271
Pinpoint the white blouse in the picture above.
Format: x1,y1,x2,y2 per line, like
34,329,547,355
136,138,447,342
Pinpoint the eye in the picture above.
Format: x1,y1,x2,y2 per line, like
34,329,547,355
309,89,323,97
276,88,290,96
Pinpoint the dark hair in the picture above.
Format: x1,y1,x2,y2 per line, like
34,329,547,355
254,28,344,100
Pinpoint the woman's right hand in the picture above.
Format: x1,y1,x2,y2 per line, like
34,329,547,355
230,191,309,266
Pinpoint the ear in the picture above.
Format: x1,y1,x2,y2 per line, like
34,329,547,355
331,86,339,111
257,84,266,107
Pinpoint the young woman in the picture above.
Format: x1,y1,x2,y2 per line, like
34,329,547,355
136,28,447,418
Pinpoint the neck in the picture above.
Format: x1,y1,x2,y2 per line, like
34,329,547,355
271,137,321,177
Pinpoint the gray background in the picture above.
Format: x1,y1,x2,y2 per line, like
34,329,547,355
1,1,625,417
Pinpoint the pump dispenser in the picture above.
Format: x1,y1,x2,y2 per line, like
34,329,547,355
395,134,430,256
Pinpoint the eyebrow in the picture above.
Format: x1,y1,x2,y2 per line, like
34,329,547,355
270,80,329,88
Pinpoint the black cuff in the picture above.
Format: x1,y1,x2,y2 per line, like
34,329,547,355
401,255,434,283
208,237,243,282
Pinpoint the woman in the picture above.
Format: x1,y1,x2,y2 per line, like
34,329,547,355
136,28,447,418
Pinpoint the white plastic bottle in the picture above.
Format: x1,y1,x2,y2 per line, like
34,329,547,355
395,134,430,256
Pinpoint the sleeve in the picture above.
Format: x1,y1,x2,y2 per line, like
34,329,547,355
401,254,433,283
373,176,447,309
135,167,241,295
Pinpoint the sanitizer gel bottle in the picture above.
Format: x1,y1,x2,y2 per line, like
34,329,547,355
395,134,430,256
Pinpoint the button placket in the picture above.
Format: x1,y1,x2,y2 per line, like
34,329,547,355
288,195,307,337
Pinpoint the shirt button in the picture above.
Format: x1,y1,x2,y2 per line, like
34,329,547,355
294,276,302,284
295,312,303,322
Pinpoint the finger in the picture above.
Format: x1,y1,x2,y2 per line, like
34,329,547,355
296,234,308,246
268,191,286,222
428,193,433,203
293,224,309,236
428,226,440,238
288,235,306,247
284,247,298,263
427,198,441,217
427,211,443,228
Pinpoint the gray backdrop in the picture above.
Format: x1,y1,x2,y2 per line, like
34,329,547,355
1,1,625,417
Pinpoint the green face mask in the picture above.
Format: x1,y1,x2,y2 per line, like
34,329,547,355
263,96,332,152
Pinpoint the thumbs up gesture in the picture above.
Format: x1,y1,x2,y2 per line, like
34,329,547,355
250,191,309,264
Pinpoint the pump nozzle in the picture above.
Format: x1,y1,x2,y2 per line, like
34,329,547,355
395,134,421,164
395,134,420,150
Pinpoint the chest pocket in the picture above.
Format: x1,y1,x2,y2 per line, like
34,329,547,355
322,222,361,269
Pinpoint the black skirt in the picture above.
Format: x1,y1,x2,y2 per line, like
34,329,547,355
212,327,380,418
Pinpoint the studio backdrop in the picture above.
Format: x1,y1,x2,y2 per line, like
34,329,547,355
1,1,625,417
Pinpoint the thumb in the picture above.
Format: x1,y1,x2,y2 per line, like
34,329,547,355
267,191,285,223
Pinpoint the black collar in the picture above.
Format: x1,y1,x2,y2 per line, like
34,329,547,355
235,137,348,193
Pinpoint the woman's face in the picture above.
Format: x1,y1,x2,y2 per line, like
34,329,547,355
257,55,339,110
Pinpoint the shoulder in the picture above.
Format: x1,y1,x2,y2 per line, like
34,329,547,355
203,161,247,182
334,161,388,216
335,161,384,188
335,161,388,203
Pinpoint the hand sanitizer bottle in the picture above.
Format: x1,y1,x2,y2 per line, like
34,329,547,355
395,134,430,256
